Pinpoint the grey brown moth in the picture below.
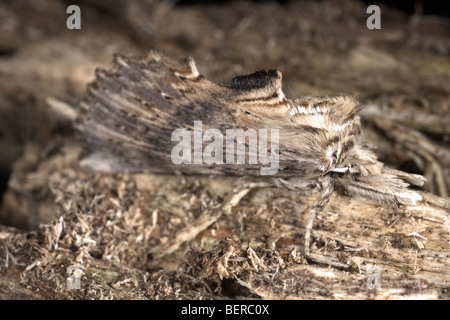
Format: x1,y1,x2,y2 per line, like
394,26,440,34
77,48,425,255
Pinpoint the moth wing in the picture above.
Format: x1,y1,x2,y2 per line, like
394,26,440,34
79,48,302,177
78,48,232,173
78,48,369,181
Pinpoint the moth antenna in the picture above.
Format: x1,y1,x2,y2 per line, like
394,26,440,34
287,84,295,99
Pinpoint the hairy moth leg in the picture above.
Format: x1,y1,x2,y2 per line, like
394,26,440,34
335,171,424,206
304,177,335,256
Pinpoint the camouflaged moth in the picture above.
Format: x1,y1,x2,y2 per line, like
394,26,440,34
77,48,425,255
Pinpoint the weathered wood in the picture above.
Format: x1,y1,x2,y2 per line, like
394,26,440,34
0,0,449,299
1,159,449,299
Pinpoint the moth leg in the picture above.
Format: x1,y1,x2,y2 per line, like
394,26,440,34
304,177,335,256
334,173,423,206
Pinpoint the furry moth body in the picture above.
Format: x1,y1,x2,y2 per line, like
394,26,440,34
78,48,425,255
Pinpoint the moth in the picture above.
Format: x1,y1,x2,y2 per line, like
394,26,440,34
77,48,425,255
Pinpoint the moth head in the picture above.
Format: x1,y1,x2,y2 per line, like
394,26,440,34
329,144,382,178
